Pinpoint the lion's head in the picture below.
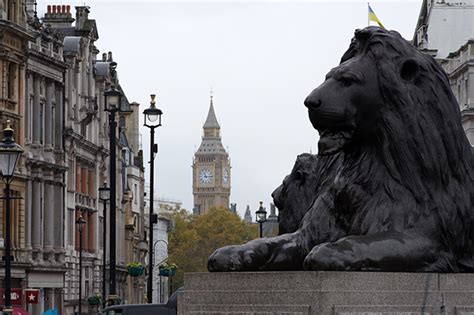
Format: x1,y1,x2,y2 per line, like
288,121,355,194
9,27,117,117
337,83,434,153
272,153,343,234
305,27,474,255
272,153,319,234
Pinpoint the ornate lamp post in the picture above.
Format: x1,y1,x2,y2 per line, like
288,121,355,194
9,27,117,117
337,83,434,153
0,121,23,314
98,182,110,308
143,94,163,303
104,84,122,304
75,215,86,315
255,201,267,238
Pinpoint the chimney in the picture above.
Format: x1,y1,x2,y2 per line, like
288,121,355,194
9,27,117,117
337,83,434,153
107,51,113,62
43,3,75,28
75,6,90,30
102,53,107,61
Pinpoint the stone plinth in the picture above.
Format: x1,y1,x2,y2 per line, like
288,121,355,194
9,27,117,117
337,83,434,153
178,271,474,315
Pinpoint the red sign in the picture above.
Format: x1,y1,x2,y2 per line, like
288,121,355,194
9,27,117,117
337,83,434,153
24,289,39,304
0,288,23,306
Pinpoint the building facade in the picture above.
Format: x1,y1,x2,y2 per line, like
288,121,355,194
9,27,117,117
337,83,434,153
414,0,474,145
192,96,231,214
23,4,68,314
0,1,32,313
0,4,148,314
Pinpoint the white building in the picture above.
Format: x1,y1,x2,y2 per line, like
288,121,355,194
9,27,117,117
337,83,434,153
414,0,474,145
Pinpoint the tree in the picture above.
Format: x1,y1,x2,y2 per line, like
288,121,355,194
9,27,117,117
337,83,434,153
167,207,258,291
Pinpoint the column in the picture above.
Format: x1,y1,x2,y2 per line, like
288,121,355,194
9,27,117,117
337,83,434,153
45,81,54,148
33,75,41,145
67,66,73,119
54,85,63,150
53,172,63,250
24,71,31,143
25,171,32,250
31,172,41,250
43,172,54,250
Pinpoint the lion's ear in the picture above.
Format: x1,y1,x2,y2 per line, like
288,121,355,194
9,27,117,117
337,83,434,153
400,59,420,83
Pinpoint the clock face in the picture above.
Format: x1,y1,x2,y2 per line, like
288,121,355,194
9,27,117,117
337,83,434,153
199,168,214,184
223,168,229,184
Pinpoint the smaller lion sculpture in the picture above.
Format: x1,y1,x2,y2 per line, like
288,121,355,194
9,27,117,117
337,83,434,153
272,153,342,234
209,27,474,272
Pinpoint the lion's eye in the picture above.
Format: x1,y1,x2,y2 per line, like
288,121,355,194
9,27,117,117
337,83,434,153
294,170,305,183
341,78,353,87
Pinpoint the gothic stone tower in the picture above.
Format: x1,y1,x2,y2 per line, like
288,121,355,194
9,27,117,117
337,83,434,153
192,95,231,214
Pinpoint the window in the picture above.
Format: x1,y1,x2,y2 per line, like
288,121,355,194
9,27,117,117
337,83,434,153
68,208,74,246
88,169,95,197
134,184,138,205
40,102,44,145
27,96,33,141
76,163,81,193
1,189,21,248
81,166,88,194
6,63,17,101
99,217,104,249
75,209,96,253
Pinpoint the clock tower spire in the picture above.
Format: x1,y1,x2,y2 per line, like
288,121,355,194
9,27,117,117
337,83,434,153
192,93,231,214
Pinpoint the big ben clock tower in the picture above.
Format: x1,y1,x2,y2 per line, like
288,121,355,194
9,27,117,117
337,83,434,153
192,94,231,214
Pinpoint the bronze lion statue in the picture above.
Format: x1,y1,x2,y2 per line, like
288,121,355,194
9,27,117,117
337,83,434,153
272,153,342,234
208,27,474,272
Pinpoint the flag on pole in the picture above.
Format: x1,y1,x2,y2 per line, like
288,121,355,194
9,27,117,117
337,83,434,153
368,3,385,29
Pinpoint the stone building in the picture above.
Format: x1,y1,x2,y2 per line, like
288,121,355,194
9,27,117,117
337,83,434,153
149,198,180,304
192,95,231,214
0,1,32,313
0,4,146,313
37,5,146,313
22,4,69,314
262,203,278,237
414,0,474,145
120,99,146,305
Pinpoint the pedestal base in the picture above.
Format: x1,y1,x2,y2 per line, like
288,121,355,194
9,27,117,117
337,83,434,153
178,271,474,315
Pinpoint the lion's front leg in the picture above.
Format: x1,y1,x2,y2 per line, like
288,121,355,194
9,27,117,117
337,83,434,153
303,230,443,272
208,232,306,271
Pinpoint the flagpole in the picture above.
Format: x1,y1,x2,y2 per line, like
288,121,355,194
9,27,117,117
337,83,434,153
368,2,370,26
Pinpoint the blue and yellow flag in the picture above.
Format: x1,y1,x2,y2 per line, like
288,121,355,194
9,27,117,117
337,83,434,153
368,3,385,29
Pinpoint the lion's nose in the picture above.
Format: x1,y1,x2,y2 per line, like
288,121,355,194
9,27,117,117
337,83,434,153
272,185,284,209
304,92,322,109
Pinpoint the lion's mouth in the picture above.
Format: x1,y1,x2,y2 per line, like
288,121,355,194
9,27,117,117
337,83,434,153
318,128,353,155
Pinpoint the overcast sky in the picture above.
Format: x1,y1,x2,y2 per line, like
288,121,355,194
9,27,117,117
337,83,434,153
37,0,422,219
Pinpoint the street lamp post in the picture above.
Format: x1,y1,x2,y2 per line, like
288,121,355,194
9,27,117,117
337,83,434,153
98,182,110,308
75,215,86,315
255,201,267,238
104,83,122,304
143,94,163,304
0,121,23,314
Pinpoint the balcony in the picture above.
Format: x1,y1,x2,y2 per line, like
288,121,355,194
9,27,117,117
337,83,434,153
28,42,63,62
75,193,96,209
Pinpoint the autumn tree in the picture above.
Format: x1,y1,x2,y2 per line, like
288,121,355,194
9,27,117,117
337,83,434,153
167,207,258,291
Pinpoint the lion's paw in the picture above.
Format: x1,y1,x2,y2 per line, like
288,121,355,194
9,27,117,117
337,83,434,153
303,243,352,271
208,245,259,272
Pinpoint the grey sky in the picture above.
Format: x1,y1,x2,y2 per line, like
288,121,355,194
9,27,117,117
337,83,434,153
37,0,422,218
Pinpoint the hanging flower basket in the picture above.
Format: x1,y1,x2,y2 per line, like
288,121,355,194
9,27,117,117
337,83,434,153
126,262,145,277
159,262,177,277
87,295,102,306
